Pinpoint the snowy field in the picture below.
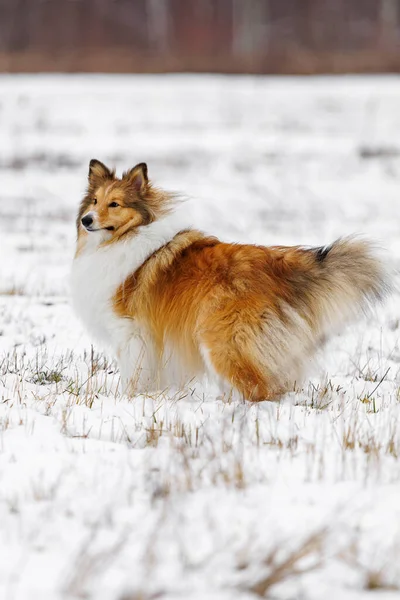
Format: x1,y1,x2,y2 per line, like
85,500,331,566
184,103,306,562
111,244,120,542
1,74,400,600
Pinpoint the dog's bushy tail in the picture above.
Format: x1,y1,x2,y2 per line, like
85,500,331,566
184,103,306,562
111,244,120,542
306,237,391,335
263,237,392,392
222,237,392,399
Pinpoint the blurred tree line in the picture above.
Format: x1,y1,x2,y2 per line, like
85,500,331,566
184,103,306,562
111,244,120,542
0,0,400,73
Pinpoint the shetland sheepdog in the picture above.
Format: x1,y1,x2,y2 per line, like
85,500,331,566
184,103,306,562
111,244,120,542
71,159,389,401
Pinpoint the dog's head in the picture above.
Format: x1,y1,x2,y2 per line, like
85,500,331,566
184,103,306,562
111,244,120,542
77,159,171,241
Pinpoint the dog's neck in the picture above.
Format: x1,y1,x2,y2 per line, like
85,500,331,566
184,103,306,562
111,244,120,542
77,210,192,280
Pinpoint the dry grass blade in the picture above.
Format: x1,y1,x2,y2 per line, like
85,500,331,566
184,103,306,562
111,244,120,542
247,529,326,597
339,543,400,592
365,571,399,591
365,367,390,400
120,593,164,600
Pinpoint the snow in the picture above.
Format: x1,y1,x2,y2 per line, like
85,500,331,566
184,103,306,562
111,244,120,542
1,74,400,599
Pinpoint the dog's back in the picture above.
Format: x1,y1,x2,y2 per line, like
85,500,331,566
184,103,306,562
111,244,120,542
113,233,390,401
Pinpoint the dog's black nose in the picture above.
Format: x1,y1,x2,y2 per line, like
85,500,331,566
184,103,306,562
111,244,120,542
81,215,93,227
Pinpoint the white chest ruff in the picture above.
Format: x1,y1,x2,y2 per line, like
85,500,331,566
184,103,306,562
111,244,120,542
70,213,189,352
70,243,134,348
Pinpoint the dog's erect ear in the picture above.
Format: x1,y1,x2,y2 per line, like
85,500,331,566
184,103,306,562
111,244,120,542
124,163,148,193
88,159,113,183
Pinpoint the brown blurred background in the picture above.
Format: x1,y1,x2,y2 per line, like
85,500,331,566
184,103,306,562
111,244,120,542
1,0,400,74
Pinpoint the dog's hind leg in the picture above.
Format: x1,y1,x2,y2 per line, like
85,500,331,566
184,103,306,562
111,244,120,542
200,341,284,402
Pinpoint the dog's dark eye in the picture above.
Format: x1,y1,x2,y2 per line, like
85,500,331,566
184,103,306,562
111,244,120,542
109,202,119,208
93,198,97,205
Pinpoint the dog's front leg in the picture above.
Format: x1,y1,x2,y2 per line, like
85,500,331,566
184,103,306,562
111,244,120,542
118,335,158,396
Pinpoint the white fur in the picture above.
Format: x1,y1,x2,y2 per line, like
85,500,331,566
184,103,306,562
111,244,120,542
199,343,237,400
70,210,190,394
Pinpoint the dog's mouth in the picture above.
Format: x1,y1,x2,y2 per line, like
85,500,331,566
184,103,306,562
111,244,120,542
85,225,115,232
